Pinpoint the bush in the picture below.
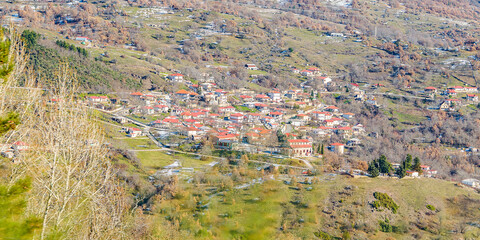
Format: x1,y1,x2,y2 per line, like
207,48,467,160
379,219,392,232
426,204,436,211
372,192,399,214
314,231,339,240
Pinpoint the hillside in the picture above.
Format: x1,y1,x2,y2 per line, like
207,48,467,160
1,0,480,239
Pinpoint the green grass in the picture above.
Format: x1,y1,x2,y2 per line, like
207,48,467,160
151,175,480,239
234,105,257,113
122,138,158,150
136,151,210,173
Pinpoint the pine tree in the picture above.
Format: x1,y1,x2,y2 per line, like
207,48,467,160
368,161,380,177
396,166,406,178
404,154,412,170
320,144,324,155
377,155,392,174
413,157,422,174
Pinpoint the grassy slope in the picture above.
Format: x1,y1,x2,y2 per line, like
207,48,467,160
152,175,480,239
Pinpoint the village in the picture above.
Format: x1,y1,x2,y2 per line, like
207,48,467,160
75,64,480,184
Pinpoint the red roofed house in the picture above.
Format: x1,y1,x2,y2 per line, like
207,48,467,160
213,134,238,150
268,91,282,102
424,86,437,93
284,139,313,157
255,94,270,102
268,111,283,119
12,141,29,151
168,73,184,82
87,96,101,102
440,99,461,110
182,126,202,140
466,94,478,102
230,113,244,123
325,106,339,112
240,95,253,102
300,70,313,77
130,92,143,98
245,64,258,70
142,106,154,115
127,128,143,138
154,105,169,113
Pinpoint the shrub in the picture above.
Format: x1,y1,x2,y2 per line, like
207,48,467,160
379,219,392,232
314,230,339,240
426,204,436,211
372,192,399,214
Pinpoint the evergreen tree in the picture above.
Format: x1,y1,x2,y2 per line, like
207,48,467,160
377,155,392,174
396,166,406,178
368,161,380,177
20,29,39,50
0,28,14,80
413,157,422,173
320,144,324,155
404,154,412,170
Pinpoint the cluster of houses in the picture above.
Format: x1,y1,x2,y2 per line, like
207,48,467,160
423,85,479,111
92,74,366,158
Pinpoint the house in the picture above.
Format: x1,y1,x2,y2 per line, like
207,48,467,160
213,134,238,149
329,143,344,155
406,171,419,177
461,179,480,188
295,102,307,109
142,106,154,115
292,68,300,74
284,139,313,157
342,113,355,119
255,94,270,102
300,70,313,77
230,113,245,123
325,106,339,113
424,86,437,93
130,92,143,98
218,106,235,114
307,67,321,75
182,126,202,139
268,91,282,102
112,116,127,124
466,94,478,102
317,76,332,85
246,113,262,123
254,103,269,112
240,95,253,102
87,96,104,102
127,128,142,138
352,124,366,136
245,64,258,70
176,89,198,99
12,141,28,151
335,126,353,138
75,36,91,42
268,111,283,119
296,114,310,121
347,138,361,146
311,111,332,121
446,89,457,96
440,99,461,110
168,73,184,82
154,105,169,113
